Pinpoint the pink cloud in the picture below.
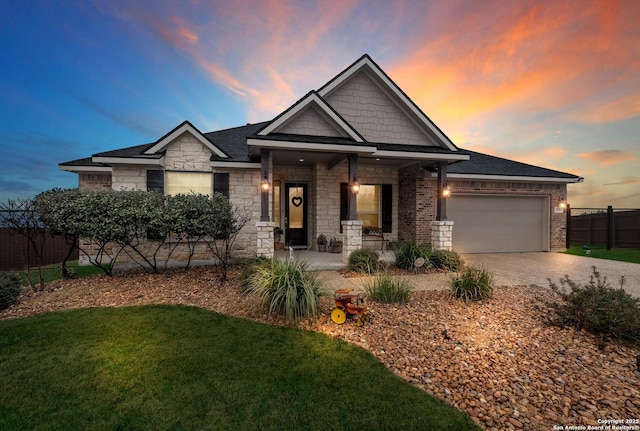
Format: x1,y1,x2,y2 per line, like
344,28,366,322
603,176,640,186
578,150,636,166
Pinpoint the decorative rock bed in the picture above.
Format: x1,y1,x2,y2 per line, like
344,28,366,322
2,266,639,430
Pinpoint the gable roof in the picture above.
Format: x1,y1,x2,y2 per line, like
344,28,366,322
256,91,364,142
143,120,227,158
318,54,458,151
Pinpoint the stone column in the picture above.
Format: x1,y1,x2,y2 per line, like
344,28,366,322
341,220,363,262
431,220,454,251
256,221,275,258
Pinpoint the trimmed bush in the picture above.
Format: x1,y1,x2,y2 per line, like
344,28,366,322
348,249,380,274
449,266,494,302
364,272,412,304
429,249,464,271
547,266,640,347
394,241,431,271
244,258,325,322
0,272,22,311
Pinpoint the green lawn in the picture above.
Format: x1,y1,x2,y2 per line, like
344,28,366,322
564,245,640,264
17,260,105,285
0,305,480,431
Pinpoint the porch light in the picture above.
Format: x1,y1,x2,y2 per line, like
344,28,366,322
442,183,451,198
261,173,270,191
351,178,360,194
559,197,567,209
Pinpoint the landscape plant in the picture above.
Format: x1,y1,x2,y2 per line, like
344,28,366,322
429,249,464,271
0,272,22,310
547,266,640,347
363,272,412,303
394,241,431,272
348,248,381,274
449,266,494,302
243,258,325,322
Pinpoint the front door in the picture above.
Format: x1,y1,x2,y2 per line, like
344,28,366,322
285,183,308,248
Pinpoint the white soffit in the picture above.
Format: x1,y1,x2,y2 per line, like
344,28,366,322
257,92,364,142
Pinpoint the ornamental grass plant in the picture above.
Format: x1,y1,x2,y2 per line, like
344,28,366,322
363,272,412,304
243,258,325,322
449,266,495,302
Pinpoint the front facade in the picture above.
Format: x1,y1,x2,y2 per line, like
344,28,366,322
60,55,582,263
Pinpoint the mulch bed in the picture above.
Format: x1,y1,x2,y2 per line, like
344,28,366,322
2,265,639,431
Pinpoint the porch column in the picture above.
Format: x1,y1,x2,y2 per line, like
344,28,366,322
436,161,448,221
256,221,275,258
260,148,270,221
348,154,358,220
342,220,363,263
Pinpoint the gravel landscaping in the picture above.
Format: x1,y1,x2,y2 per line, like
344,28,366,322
2,266,639,431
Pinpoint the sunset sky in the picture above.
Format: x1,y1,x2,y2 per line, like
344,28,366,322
1,0,639,208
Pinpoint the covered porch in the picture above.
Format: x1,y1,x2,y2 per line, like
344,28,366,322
252,139,466,262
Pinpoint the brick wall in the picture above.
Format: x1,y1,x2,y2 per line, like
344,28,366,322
79,173,112,191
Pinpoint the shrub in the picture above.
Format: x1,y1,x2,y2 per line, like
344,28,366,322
449,266,494,302
364,272,412,304
241,256,270,291
244,258,324,322
428,249,464,271
547,266,640,347
0,272,22,311
394,241,431,271
348,249,380,274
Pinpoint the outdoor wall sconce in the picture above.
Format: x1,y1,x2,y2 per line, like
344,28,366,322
260,173,270,191
351,178,360,194
442,183,451,198
559,197,567,208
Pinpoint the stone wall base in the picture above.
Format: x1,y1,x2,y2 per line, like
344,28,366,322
431,221,454,251
341,220,363,263
256,221,275,258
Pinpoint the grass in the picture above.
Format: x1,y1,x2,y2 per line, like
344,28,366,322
16,260,105,286
0,305,480,431
564,245,640,264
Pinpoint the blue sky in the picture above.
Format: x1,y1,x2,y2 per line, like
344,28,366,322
1,0,639,208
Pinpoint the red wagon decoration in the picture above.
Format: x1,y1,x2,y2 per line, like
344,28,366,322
331,289,370,326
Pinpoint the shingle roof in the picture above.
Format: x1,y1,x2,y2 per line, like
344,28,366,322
206,122,268,162
449,149,581,179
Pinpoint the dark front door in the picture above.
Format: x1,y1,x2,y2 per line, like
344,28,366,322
285,183,308,247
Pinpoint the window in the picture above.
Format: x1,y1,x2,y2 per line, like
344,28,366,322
167,172,212,195
273,180,281,226
146,170,164,194
340,183,392,233
213,173,230,198
356,185,380,227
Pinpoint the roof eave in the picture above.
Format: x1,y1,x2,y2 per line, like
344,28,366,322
439,173,584,183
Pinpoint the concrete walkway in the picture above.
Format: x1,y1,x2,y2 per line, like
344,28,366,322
278,249,640,298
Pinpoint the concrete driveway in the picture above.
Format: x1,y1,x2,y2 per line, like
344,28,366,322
462,252,640,297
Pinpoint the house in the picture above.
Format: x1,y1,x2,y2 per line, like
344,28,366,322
59,54,583,262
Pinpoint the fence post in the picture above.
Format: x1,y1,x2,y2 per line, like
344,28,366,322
566,204,571,248
607,205,614,250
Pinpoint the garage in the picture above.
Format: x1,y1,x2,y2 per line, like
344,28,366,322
447,195,550,253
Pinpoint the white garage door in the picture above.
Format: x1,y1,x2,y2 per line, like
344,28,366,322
447,195,549,253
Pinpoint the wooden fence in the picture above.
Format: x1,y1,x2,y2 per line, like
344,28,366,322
0,228,78,271
567,206,640,249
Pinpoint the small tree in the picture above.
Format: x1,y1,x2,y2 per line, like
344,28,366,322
203,193,250,282
0,198,47,291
